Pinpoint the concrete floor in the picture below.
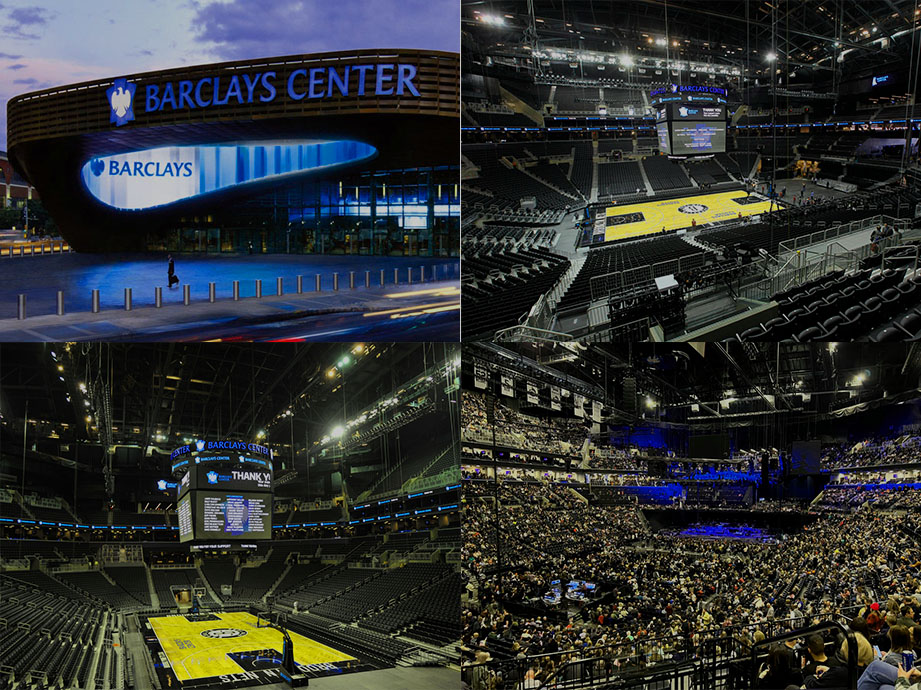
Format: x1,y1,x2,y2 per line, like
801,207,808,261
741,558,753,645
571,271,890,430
0,252,458,320
0,281,460,342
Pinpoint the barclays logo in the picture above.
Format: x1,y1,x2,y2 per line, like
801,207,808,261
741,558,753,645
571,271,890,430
157,480,167,491
206,471,218,484
196,440,206,452
107,78,136,127
90,159,105,177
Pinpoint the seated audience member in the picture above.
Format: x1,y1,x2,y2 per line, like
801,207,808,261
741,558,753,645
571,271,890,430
884,626,914,668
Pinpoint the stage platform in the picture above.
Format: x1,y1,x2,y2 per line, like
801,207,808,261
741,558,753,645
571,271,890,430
584,189,777,246
146,611,356,686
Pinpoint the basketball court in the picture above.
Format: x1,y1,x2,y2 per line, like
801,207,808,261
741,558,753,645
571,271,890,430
148,610,356,682
597,189,777,244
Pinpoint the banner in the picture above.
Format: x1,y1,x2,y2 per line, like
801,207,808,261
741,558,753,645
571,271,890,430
550,387,561,411
501,374,514,398
574,393,584,418
526,382,539,405
592,400,603,422
474,364,488,390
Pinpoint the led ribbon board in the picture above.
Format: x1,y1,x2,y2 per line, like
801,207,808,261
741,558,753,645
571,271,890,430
81,140,377,210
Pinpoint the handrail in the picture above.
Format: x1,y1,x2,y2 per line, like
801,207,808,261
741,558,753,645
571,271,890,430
493,324,574,343
882,243,921,273
750,621,858,690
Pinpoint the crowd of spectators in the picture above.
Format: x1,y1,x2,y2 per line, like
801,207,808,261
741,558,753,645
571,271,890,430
462,391,587,458
462,477,921,689
822,435,921,471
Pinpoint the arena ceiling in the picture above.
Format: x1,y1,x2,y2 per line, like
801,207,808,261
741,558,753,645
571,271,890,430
464,0,920,78
511,342,921,412
0,343,448,463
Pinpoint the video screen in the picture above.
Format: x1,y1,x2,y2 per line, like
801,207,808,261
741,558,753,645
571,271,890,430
656,122,671,154
195,491,272,540
177,495,194,543
663,103,726,120
189,463,273,493
669,121,726,155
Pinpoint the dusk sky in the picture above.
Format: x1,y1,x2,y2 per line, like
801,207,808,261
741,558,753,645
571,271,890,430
0,0,459,149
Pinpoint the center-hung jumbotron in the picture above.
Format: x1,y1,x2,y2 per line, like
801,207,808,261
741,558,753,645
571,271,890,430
6,49,459,253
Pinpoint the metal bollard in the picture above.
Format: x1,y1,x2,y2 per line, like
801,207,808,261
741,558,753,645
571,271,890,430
277,277,283,296
315,274,322,292
209,282,216,303
183,284,190,305
16,294,25,320
92,289,100,313
407,267,413,285
297,275,303,294
233,281,240,300
380,269,385,287
433,264,438,281
365,270,371,288
19,246,24,257
349,271,355,289
124,287,132,311
155,287,162,308
421,266,425,282
255,280,262,299
333,273,339,291
394,268,399,285
56,291,64,316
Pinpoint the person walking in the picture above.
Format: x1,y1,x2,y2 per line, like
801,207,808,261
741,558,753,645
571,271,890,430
167,254,179,288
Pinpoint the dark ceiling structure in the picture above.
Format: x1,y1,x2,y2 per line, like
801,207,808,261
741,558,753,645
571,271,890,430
463,0,921,82
0,343,455,474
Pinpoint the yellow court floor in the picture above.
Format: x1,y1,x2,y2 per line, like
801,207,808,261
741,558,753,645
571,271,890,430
603,190,776,242
148,611,356,681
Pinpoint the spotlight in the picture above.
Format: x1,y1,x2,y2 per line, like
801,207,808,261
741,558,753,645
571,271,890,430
331,425,345,439
327,369,337,378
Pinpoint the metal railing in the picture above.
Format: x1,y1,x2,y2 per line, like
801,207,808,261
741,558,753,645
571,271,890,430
777,214,909,255
462,612,864,690
587,251,713,304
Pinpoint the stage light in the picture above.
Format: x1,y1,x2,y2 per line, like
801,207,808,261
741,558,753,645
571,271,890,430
645,396,655,408
85,415,92,423
331,425,345,439
84,400,90,407
57,364,63,372
766,52,777,61
352,344,364,354
621,54,634,67
327,369,337,378
257,430,266,439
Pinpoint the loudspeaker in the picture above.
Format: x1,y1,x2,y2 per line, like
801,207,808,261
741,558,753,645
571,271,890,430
622,377,637,414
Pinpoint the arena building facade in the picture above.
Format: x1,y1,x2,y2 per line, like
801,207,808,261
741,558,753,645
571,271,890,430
6,49,459,253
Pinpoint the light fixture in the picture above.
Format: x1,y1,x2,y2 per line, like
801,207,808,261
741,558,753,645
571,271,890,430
327,369,337,378
766,52,777,61
330,425,345,439
645,396,655,408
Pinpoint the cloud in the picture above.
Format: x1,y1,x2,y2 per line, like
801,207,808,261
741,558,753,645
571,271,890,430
8,63,26,70
13,77,38,85
0,52,23,60
5,5,54,39
191,0,459,61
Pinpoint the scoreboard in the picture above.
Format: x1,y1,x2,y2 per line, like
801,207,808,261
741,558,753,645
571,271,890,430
656,103,726,156
173,443,274,543
197,492,272,540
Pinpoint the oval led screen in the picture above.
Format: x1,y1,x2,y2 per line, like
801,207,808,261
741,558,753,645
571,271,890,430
81,140,377,211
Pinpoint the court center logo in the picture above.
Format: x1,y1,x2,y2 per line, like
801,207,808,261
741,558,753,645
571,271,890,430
678,203,708,214
201,628,247,639
106,78,136,127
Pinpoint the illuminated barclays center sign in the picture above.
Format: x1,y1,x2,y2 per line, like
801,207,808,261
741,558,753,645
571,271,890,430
107,64,422,125
6,49,459,253
171,440,273,461
81,140,378,210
